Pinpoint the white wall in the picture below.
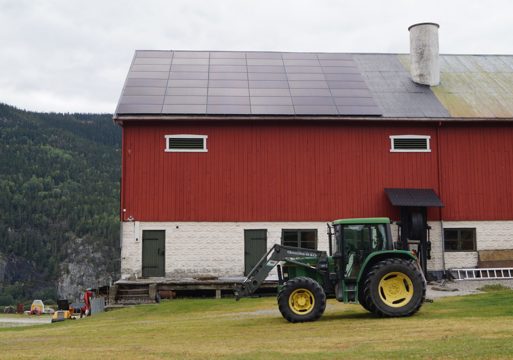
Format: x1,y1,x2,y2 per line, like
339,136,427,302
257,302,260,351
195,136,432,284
120,221,330,280
441,221,513,269
120,220,513,279
391,221,513,271
121,221,142,279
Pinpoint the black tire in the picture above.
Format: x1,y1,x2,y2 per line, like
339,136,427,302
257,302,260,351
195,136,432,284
277,277,326,323
363,258,426,317
358,278,375,313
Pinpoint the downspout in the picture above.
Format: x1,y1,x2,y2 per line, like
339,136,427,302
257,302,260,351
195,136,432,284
120,126,126,222
120,126,125,252
436,123,446,273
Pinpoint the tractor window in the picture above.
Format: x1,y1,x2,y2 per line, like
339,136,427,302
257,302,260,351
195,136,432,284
343,225,367,252
341,224,387,279
343,224,386,252
372,225,387,251
342,225,367,279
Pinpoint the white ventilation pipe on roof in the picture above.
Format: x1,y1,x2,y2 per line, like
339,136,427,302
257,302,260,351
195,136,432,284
408,22,440,86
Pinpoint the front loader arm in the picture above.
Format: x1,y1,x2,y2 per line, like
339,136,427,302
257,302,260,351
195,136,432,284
234,244,327,300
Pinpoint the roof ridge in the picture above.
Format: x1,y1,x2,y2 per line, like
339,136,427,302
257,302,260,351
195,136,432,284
134,50,513,57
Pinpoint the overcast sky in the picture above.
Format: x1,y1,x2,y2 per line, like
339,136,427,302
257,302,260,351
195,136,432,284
1,0,511,114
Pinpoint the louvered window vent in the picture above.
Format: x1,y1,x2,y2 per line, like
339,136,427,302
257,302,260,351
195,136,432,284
390,135,431,152
165,135,208,152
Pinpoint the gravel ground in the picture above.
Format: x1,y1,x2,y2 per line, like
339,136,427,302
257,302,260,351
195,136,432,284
0,316,51,327
426,279,513,300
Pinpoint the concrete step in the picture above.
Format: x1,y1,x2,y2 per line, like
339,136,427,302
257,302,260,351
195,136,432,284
117,289,149,295
116,298,156,305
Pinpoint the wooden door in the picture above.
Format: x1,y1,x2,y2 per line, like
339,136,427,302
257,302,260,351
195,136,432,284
142,230,165,277
244,229,267,276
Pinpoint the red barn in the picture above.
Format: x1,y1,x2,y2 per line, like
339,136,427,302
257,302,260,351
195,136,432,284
114,24,513,284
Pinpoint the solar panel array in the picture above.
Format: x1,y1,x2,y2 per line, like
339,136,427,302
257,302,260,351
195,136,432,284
116,50,382,116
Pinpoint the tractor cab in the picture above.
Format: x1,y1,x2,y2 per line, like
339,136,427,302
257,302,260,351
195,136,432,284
332,218,393,280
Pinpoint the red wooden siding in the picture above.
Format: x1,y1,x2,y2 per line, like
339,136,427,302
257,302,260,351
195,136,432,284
121,122,513,222
439,126,513,221
122,122,447,222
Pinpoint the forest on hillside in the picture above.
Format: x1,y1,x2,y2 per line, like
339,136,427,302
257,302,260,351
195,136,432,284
0,103,121,304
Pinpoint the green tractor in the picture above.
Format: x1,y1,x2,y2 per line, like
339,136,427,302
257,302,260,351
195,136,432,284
234,218,426,323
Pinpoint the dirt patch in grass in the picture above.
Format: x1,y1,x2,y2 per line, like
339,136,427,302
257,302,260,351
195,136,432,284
478,284,511,292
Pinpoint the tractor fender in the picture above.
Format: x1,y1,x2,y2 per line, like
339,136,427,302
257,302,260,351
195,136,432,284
357,250,417,284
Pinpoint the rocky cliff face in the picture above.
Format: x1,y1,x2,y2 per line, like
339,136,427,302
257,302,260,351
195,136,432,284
57,237,119,301
0,238,119,303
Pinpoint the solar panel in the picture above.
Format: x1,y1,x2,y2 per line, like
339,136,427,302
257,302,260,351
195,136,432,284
116,50,383,116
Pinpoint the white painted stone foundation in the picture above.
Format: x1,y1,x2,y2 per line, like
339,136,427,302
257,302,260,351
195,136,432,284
120,220,513,279
120,222,331,280
440,221,513,269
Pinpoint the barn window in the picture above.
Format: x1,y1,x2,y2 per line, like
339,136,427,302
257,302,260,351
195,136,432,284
282,229,317,250
444,228,476,252
165,135,208,152
390,135,431,152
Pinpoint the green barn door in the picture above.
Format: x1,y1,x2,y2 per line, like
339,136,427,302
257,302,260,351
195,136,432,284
244,230,267,276
142,230,165,277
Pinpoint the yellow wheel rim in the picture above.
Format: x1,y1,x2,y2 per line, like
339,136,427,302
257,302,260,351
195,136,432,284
288,288,315,315
378,272,414,308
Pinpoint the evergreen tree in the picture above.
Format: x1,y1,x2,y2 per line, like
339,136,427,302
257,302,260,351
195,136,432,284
0,103,121,302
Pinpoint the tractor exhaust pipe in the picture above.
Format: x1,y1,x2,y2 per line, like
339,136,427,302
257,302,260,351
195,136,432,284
327,223,333,256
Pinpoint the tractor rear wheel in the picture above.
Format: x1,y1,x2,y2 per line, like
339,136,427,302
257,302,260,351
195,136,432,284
277,277,326,323
363,258,425,317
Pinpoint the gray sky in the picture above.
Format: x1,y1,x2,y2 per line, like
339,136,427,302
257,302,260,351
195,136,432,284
1,0,511,113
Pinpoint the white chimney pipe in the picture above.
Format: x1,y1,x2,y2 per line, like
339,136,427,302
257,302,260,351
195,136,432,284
408,22,440,86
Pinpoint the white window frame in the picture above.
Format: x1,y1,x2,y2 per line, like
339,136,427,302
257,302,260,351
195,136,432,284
389,135,431,153
164,134,208,153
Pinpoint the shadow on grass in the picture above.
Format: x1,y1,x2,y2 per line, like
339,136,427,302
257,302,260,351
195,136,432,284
325,290,513,322
320,311,376,321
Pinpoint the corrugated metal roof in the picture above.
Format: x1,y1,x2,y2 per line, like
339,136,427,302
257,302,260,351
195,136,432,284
354,54,449,118
115,51,513,119
398,54,513,118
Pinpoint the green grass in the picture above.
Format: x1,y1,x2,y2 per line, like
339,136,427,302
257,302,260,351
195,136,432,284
1,290,513,359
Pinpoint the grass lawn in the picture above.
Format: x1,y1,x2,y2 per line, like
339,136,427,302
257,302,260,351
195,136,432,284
1,289,513,359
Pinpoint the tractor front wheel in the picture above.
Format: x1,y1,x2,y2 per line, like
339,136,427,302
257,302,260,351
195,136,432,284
277,277,326,323
363,258,425,317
